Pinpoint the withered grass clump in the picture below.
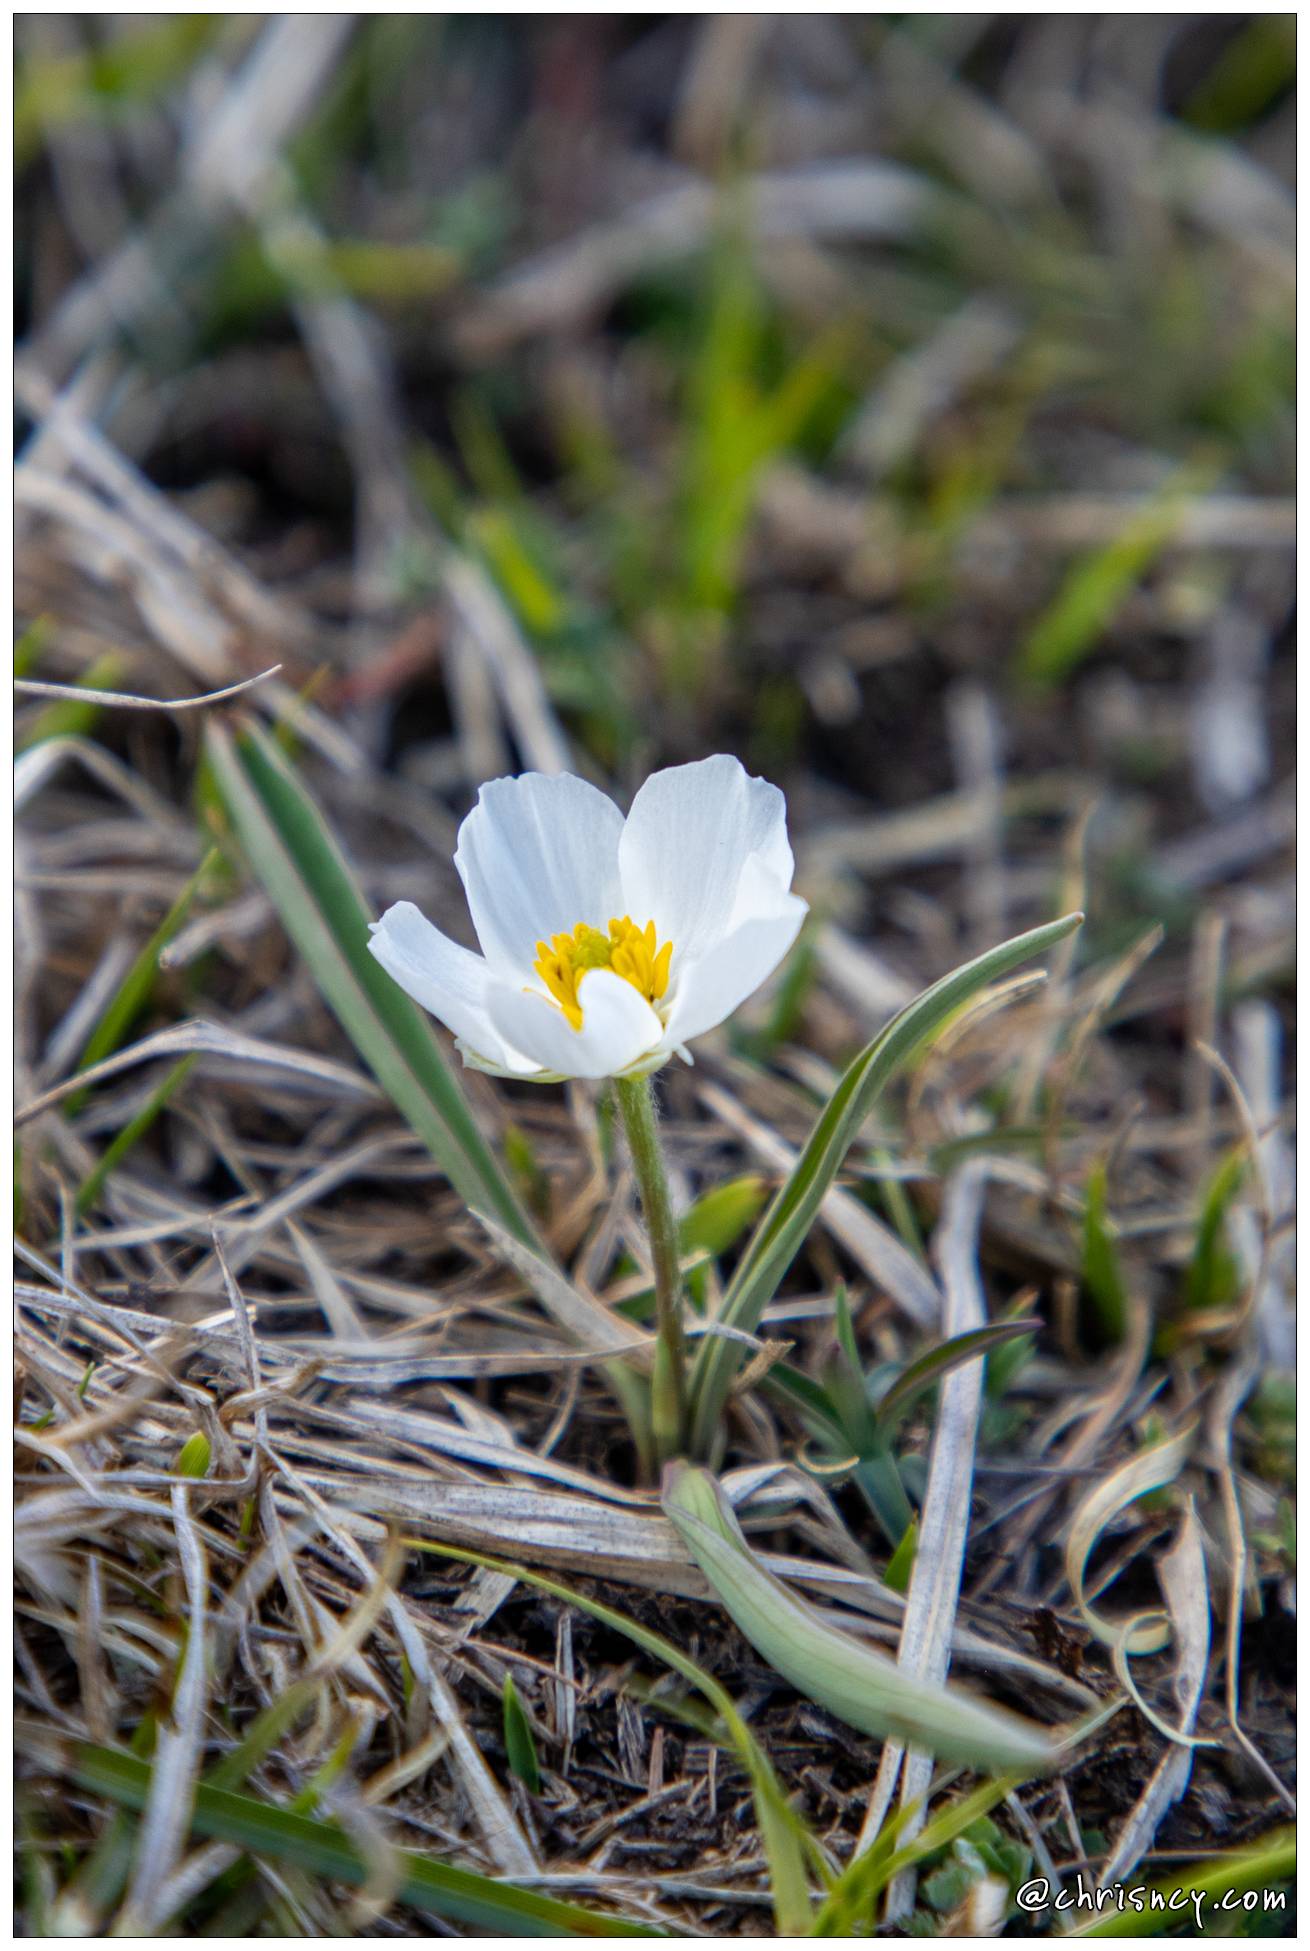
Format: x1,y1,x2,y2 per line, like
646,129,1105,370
15,13,1293,1937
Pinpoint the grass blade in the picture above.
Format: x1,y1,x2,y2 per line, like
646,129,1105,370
1065,1424,1195,1655
687,912,1083,1454
663,1463,1061,1776
41,1738,654,1937
75,1053,198,1216
206,716,533,1243
813,1774,1020,1935
65,852,215,1117
874,1319,1042,1430
1081,1160,1129,1345
1070,1825,1294,1937
502,1674,542,1793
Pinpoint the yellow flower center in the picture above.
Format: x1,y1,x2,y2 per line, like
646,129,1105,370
533,916,673,1032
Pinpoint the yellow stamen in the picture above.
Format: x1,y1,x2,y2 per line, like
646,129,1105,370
532,915,673,1032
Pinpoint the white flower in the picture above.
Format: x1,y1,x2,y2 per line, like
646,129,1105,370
368,755,808,1082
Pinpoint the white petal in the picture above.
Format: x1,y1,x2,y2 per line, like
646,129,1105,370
486,968,664,1080
455,772,625,977
618,754,794,961
662,871,808,1047
368,902,541,1075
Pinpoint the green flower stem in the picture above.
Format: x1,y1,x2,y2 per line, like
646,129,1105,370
614,1073,686,1462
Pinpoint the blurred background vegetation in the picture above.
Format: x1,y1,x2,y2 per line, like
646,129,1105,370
16,15,1294,846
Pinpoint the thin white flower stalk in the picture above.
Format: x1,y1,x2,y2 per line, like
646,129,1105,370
368,754,808,1456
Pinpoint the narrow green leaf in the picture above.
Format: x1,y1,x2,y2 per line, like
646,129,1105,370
75,1053,198,1216
679,1176,769,1259
813,1774,1020,1935
206,718,532,1243
503,1122,551,1219
16,650,126,751
502,1674,541,1793
883,1517,918,1595
1015,467,1205,688
1070,1825,1293,1937
1184,1145,1246,1313
663,1464,1062,1776
65,852,215,1116
1081,1160,1129,1345
874,1320,1042,1430
687,913,1083,1455
203,1680,320,1796
13,616,52,677
174,1432,211,1479
818,1315,915,1548
49,1740,653,1936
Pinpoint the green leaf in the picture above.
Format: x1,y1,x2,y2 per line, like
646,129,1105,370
813,1766,1022,1933
687,913,1084,1455
205,717,533,1243
64,852,215,1117
1070,1825,1293,1937
874,1320,1042,1431
502,1674,541,1793
75,1053,198,1217
883,1517,918,1595
174,1432,211,1479
1015,466,1207,688
16,651,127,751
663,1464,1062,1776
679,1175,769,1259
15,17,219,170
1081,1161,1129,1345
47,1740,653,1936
1184,1145,1246,1313
816,1305,916,1547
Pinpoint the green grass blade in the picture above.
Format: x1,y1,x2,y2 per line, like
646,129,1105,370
687,913,1083,1454
1081,1160,1129,1344
873,1319,1042,1430
206,717,533,1243
812,1775,1020,1934
1070,1825,1294,1936
1184,1145,1246,1313
663,1464,1061,1776
882,1517,918,1595
52,1739,653,1936
65,855,215,1117
1015,466,1206,688
502,1674,541,1793
75,1053,198,1216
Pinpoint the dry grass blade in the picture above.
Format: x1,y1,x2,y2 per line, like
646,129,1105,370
14,665,282,710
272,1456,540,1878
697,1078,942,1326
1206,1353,1297,1816
16,1019,379,1123
474,1214,656,1364
857,1160,991,1920
14,15,1293,1932
1098,1498,1212,1886
1065,1425,1195,1656
115,1484,209,1934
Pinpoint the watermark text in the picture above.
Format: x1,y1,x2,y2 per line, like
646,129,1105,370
1015,1873,1287,1933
